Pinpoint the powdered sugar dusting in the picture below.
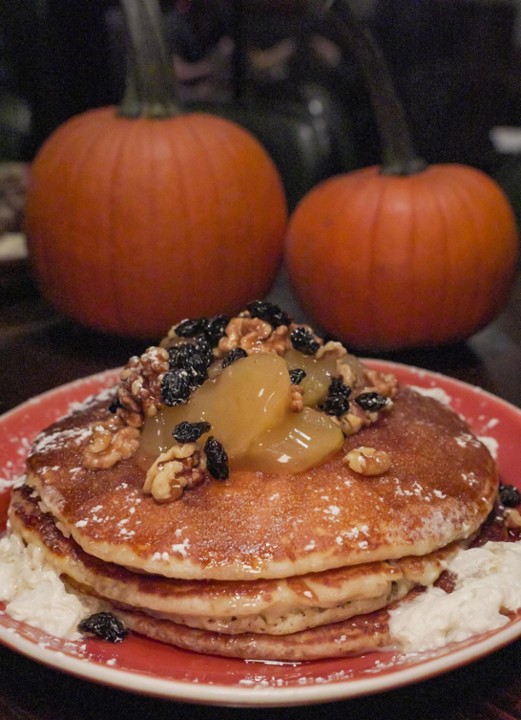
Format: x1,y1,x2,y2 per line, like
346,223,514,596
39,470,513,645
0,472,25,492
66,385,116,415
171,538,191,557
478,435,499,459
32,425,93,454
409,385,452,406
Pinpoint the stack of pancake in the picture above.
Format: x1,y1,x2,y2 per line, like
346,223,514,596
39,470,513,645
9,383,498,660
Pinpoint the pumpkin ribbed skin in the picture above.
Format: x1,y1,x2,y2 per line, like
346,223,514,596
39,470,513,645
25,108,287,337
286,163,518,350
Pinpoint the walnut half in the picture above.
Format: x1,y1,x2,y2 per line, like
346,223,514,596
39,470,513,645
343,446,392,476
83,417,140,469
143,443,207,502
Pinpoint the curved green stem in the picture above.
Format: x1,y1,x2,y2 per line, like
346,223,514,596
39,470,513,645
119,0,182,119
312,0,426,175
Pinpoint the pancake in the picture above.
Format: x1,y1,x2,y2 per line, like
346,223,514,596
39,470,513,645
8,303,501,659
25,387,498,581
9,485,455,636
114,605,394,661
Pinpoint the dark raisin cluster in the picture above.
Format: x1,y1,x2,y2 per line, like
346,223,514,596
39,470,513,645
169,338,214,375
174,314,230,345
290,327,320,356
355,391,389,412
161,315,234,407
204,315,231,346
222,347,248,368
246,300,291,328
78,612,127,643
172,420,211,443
499,483,521,507
161,339,213,407
289,368,307,385
319,377,352,416
204,436,229,479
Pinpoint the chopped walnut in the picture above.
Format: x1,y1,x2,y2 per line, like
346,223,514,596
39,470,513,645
270,324,295,354
83,417,140,469
315,340,346,361
333,412,364,436
117,346,170,427
217,317,270,354
314,342,365,387
143,443,207,502
363,369,399,400
290,384,304,412
337,358,364,389
335,363,356,389
217,317,293,356
504,508,521,529
343,446,392,476
329,391,391,438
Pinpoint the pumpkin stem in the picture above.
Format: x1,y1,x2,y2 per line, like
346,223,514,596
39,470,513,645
315,0,426,175
118,0,182,119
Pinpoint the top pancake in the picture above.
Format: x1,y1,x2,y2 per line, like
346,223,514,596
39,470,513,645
25,386,498,580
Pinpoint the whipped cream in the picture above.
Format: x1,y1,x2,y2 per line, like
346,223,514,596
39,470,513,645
389,541,521,652
0,532,99,639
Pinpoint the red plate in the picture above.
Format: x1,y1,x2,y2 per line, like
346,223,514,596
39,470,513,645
1,361,521,707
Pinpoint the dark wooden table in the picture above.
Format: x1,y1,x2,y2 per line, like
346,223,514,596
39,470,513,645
1,263,521,720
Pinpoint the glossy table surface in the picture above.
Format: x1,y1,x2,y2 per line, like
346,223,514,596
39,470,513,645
1,262,521,720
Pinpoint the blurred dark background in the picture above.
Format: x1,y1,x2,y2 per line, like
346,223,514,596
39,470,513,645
1,0,521,204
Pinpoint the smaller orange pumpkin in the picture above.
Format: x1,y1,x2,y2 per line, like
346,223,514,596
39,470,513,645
286,0,518,351
24,0,287,338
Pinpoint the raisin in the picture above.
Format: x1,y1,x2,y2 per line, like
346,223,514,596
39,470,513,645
78,612,127,643
289,368,307,385
319,377,352,416
222,347,248,368
499,484,521,507
168,341,211,388
193,336,215,367
168,342,207,374
188,354,211,386
329,377,351,397
434,570,457,593
204,436,229,479
108,396,121,414
175,317,208,337
320,394,350,416
355,391,389,412
246,300,291,328
173,420,211,443
204,315,230,346
160,369,192,406
290,327,320,355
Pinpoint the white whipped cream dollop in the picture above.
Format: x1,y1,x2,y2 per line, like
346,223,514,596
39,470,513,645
0,532,97,639
389,541,521,652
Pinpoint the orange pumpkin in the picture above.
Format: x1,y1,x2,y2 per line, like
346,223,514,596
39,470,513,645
286,0,518,351
286,163,518,350
24,0,287,338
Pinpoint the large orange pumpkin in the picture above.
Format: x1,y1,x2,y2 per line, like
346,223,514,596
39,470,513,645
286,163,518,350
24,0,287,338
286,0,518,351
